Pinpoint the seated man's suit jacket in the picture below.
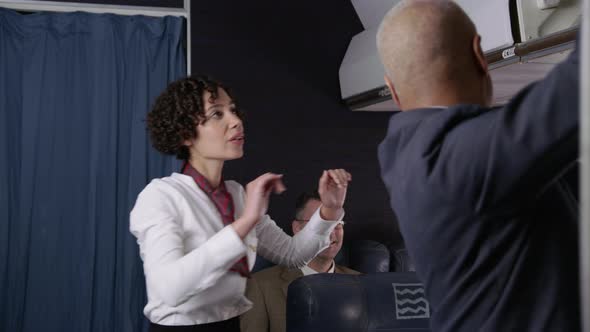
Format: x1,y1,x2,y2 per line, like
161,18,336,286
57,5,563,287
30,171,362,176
240,264,359,332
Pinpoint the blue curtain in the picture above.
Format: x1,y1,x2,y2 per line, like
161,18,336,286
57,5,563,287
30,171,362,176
0,8,185,332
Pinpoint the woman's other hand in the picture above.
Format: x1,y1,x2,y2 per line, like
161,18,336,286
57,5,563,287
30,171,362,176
233,173,286,238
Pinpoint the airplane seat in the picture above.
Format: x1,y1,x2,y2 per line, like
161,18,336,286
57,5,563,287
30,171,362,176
286,272,431,332
346,239,390,273
390,248,416,272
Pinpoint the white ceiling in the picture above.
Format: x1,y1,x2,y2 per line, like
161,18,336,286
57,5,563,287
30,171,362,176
350,0,399,30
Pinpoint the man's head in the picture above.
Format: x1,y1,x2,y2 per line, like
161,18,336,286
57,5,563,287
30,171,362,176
376,0,492,110
292,191,344,260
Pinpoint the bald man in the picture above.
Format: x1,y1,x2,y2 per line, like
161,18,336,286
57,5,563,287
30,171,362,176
376,1,580,331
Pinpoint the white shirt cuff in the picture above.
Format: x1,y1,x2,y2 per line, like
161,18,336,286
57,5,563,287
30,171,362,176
304,206,344,235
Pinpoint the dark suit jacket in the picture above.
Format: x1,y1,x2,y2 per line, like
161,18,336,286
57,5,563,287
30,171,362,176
240,264,359,332
378,41,580,331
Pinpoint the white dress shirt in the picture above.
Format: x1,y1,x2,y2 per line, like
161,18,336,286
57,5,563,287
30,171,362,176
129,173,342,325
300,261,335,276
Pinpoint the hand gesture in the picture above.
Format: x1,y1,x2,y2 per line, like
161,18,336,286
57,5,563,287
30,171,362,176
318,169,352,210
242,173,286,223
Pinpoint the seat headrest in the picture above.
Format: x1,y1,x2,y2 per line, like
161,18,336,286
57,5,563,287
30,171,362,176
335,240,390,273
391,248,416,272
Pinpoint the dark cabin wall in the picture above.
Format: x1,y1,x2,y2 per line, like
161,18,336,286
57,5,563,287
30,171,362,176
36,0,404,247
189,1,402,246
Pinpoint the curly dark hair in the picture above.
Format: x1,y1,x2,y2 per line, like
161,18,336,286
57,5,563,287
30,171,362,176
146,75,240,160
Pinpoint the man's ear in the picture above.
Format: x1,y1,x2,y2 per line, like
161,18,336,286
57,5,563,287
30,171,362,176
384,75,402,109
472,34,488,74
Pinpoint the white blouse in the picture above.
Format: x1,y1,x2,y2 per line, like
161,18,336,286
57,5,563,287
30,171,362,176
130,173,342,325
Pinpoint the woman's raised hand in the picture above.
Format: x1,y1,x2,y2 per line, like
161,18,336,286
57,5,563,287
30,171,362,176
318,169,352,220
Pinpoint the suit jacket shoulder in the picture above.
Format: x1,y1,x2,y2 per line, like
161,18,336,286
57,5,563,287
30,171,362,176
251,265,283,281
243,265,302,332
335,264,361,275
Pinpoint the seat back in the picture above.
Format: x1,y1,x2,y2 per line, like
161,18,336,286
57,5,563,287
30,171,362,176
286,272,431,332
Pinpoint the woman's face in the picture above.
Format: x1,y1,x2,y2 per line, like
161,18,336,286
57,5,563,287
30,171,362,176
186,88,245,162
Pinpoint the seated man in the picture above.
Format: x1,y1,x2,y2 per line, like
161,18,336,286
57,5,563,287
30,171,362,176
240,191,359,332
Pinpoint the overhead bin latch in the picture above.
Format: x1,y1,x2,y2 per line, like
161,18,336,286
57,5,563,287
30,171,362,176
502,47,516,59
